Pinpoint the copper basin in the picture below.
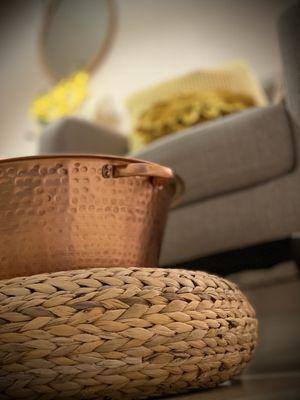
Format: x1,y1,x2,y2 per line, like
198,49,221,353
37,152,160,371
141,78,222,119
0,155,183,279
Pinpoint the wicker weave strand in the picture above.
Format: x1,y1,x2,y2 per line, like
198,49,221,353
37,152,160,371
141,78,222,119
0,267,258,399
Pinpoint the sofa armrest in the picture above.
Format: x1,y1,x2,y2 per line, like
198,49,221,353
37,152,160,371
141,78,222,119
279,3,300,128
39,117,128,156
133,104,294,205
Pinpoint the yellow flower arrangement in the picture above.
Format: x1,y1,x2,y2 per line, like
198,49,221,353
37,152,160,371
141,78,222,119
30,71,89,124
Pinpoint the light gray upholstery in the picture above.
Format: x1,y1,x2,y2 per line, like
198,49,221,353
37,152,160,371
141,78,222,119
39,117,128,156
133,104,294,205
136,108,300,264
160,163,300,264
279,3,300,128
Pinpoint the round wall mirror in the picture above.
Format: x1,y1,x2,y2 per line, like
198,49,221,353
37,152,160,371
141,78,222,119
40,0,116,81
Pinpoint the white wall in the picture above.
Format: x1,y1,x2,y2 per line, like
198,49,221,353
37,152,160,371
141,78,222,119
0,0,295,157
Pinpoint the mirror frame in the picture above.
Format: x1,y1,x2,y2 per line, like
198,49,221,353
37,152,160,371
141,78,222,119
39,0,117,82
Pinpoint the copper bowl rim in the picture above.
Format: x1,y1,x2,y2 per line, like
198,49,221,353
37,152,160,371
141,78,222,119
0,154,184,206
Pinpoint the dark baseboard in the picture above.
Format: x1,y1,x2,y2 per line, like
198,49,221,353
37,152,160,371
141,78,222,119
170,239,292,276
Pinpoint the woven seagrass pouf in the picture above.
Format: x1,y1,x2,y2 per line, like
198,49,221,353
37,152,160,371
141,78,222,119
0,267,258,399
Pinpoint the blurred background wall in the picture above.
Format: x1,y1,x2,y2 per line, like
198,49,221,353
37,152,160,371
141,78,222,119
0,0,295,157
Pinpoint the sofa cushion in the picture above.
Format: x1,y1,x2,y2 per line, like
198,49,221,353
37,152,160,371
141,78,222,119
133,104,294,205
159,163,300,265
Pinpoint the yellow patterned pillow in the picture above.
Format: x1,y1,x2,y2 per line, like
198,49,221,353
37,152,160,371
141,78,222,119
127,62,267,150
135,90,254,145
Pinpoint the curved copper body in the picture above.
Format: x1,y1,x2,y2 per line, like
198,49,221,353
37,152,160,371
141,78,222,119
0,155,183,279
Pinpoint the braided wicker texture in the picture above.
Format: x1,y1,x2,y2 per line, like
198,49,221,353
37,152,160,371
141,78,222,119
0,267,258,399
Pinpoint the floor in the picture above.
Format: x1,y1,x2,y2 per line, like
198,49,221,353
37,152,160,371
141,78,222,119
168,372,300,399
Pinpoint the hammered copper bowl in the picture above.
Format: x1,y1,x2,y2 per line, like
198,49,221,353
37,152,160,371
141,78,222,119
0,155,183,279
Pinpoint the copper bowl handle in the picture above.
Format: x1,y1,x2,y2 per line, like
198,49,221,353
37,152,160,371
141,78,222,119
102,162,184,207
